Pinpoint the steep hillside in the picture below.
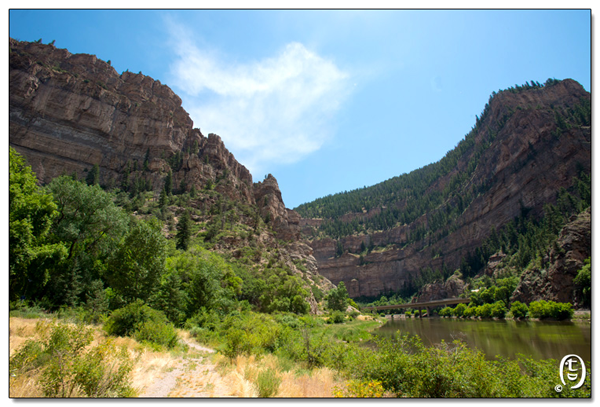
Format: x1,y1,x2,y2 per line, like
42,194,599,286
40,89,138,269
297,79,591,299
9,38,332,313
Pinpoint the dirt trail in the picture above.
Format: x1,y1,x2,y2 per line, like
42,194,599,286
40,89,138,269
139,338,235,398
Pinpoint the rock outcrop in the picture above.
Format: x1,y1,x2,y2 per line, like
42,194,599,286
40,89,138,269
413,274,466,303
511,208,591,307
304,79,591,298
9,39,329,310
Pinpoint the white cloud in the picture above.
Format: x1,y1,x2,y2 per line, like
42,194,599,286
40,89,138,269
165,21,351,176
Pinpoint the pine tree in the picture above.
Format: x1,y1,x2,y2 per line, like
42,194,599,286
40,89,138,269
86,164,100,186
164,171,173,195
176,211,192,251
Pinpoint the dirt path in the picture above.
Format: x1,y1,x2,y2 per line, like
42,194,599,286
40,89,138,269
139,338,238,398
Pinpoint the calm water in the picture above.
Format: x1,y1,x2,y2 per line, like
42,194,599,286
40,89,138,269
377,317,591,362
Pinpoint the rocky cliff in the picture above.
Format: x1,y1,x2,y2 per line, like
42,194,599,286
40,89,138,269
9,38,255,203
9,39,330,310
511,208,591,307
301,79,591,298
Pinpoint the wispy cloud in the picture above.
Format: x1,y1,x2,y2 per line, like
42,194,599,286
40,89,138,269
165,19,351,177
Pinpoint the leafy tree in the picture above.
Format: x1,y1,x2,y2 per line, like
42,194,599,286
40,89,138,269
9,148,67,301
176,211,192,251
105,218,167,304
326,281,349,312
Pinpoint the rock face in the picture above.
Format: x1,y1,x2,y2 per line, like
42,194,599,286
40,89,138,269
9,39,328,308
305,79,591,298
253,174,302,241
413,274,466,303
511,208,591,307
9,39,253,203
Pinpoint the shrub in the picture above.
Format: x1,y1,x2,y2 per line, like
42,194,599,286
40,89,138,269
104,300,178,348
509,301,528,319
528,300,573,320
490,301,507,319
328,310,346,324
438,306,452,317
334,379,386,398
452,303,467,318
476,303,493,319
463,305,477,318
10,321,135,397
133,320,178,349
255,368,281,397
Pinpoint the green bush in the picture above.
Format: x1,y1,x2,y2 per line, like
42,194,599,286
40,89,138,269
528,300,573,320
509,301,528,319
476,303,493,319
490,301,508,319
438,307,453,317
452,303,467,318
104,300,178,348
256,368,282,397
345,333,590,397
328,310,346,324
133,320,178,349
463,305,477,318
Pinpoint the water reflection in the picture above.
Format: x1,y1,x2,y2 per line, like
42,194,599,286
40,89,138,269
377,317,591,362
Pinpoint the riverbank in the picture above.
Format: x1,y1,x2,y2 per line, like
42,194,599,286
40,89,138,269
9,311,591,398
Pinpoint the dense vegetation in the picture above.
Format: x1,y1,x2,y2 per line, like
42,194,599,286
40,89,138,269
9,147,323,324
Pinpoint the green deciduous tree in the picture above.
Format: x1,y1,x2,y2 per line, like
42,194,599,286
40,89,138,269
9,148,67,301
326,281,349,312
105,218,167,304
45,176,129,306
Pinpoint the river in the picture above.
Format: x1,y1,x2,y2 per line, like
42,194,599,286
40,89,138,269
377,317,591,362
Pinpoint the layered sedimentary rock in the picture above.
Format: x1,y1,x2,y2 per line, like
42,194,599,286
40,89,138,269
9,39,326,305
305,80,591,298
9,39,254,203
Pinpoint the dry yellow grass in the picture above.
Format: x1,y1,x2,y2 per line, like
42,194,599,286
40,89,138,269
212,353,341,398
10,317,346,398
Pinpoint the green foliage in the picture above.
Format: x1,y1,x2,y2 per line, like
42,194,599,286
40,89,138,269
490,301,508,319
327,310,346,324
509,301,528,319
256,368,282,397
528,300,573,320
326,281,349,312
573,258,591,307
438,306,453,317
10,321,135,397
85,164,100,186
175,210,192,251
9,148,66,301
346,333,589,397
133,319,179,349
104,300,178,348
105,217,167,304
452,303,467,318
45,176,129,307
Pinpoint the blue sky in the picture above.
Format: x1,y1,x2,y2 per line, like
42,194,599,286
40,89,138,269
9,9,591,209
